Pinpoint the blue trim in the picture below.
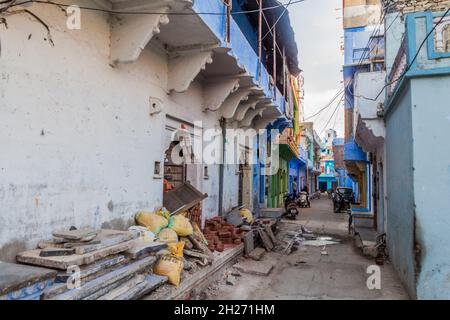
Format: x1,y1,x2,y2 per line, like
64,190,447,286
386,12,450,113
193,0,285,114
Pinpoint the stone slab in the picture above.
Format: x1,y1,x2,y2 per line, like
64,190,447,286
264,225,278,244
17,240,135,270
43,255,128,299
52,229,98,241
82,274,135,300
233,259,275,276
40,248,75,257
55,255,126,282
243,231,254,255
248,247,266,261
0,261,57,296
96,275,145,300
49,256,156,300
125,240,167,260
114,274,168,300
72,230,138,254
258,229,274,251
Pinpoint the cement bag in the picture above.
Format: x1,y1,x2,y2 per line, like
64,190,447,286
167,241,185,258
135,211,168,234
128,226,155,242
158,228,179,243
239,208,254,224
154,242,185,287
156,207,171,220
169,214,193,237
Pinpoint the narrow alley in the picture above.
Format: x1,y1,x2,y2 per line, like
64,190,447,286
1,0,450,304
209,197,408,300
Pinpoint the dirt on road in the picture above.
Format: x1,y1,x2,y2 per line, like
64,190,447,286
203,197,409,300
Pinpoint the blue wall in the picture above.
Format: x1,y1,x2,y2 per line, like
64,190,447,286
411,76,450,299
385,12,450,299
385,82,416,298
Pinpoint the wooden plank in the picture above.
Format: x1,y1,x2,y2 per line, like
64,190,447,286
264,225,278,244
52,229,98,241
43,256,128,299
63,240,101,248
125,240,167,260
55,255,126,282
37,241,65,249
82,274,135,300
0,262,57,296
72,230,138,254
257,229,274,251
243,231,254,255
96,275,145,300
114,275,168,300
48,256,156,300
40,248,75,257
17,241,135,270
144,244,244,300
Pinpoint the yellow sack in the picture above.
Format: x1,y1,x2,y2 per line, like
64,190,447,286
154,255,183,287
239,208,254,224
154,241,184,287
169,214,193,237
135,211,168,234
156,207,171,220
167,241,185,258
158,228,179,243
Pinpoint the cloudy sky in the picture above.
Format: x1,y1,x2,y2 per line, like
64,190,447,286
288,0,344,139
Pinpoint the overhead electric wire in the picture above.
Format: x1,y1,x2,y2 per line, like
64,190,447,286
303,88,344,121
319,94,344,136
355,7,450,102
261,0,297,42
1,0,306,16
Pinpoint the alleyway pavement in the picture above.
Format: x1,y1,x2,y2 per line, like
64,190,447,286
212,197,409,300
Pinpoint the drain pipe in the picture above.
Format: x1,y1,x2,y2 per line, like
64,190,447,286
218,117,226,216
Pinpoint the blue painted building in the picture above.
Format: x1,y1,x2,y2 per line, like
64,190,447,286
318,129,337,192
222,0,300,210
383,8,450,299
341,3,383,215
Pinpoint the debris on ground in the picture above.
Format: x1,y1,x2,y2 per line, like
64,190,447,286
248,247,266,261
226,274,237,286
233,258,275,276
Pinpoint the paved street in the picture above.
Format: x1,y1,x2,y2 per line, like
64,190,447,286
213,197,409,300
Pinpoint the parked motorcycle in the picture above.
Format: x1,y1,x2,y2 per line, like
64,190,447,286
332,187,355,213
297,191,310,208
283,193,298,219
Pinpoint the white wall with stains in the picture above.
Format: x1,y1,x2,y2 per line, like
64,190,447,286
0,6,224,260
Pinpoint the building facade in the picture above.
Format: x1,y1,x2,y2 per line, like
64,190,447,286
382,0,450,299
317,129,338,192
300,122,322,193
0,0,300,261
342,0,383,222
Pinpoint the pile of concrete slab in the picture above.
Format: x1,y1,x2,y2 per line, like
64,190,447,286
12,228,169,300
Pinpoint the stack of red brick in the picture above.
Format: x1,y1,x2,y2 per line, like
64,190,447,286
203,217,246,252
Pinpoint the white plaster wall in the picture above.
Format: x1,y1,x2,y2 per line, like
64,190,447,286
354,71,386,139
0,5,222,260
